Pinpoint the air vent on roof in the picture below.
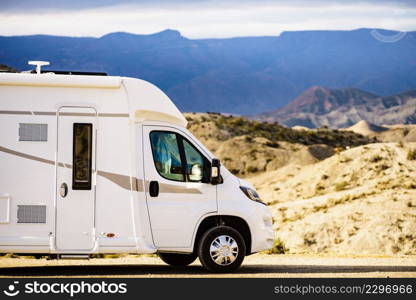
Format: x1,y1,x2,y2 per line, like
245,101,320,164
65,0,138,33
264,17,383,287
26,60,107,76
38,70,108,76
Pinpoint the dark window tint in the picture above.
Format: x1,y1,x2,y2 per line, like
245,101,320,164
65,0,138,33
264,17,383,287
72,123,93,190
150,131,184,181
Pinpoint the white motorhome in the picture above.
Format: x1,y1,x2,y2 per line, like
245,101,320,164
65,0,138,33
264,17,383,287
0,65,273,272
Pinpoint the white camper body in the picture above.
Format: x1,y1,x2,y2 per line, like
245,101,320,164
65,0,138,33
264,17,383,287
0,72,273,272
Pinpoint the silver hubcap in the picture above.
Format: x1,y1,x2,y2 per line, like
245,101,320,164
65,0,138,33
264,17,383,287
210,235,239,266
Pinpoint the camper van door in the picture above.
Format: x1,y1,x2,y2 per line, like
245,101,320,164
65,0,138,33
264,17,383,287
56,107,97,250
143,125,217,248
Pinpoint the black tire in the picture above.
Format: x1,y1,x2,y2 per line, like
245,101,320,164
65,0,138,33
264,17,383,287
197,226,246,273
158,252,197,266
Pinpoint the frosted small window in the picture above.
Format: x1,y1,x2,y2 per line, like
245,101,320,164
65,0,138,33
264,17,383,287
19,123,48,141
17,205,46,223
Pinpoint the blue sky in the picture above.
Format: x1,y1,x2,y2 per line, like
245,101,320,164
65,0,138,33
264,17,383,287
1,0,415,38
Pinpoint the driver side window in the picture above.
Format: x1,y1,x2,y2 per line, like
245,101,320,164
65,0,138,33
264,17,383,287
150,131,184,181
150,131,209,183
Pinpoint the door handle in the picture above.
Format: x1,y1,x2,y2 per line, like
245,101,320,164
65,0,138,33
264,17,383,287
149,181,159,197
60,182,68,198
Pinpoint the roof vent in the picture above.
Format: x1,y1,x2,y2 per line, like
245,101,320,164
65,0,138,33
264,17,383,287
28,61,50,74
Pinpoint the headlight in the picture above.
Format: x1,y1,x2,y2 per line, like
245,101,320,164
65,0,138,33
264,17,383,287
239,186,266,205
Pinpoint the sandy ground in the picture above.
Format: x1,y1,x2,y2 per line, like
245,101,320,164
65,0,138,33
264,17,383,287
1,254,415,278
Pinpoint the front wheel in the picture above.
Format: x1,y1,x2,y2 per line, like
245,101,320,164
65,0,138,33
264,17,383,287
198,226,246,273
158,252,197,266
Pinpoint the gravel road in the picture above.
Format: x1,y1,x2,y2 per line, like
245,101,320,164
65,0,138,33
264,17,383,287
1,254,415,278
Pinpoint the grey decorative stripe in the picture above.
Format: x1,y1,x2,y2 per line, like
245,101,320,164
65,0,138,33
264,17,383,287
0,145,55,166
160,182,202,194
0,146,139,192
0,110,32,115
0,146,200,194
145,181,202,194
34,112,56,116
98,170,143,192
99,113,129,117
58,162,72,168
0,110,129,118
58,112,96,117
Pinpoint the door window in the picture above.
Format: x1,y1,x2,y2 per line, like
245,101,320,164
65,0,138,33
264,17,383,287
150,131,185,181
149,131,209,183
182,139,210,183
72,123,93,190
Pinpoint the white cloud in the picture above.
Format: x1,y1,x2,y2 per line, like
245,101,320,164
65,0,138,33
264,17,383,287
0,2,415,38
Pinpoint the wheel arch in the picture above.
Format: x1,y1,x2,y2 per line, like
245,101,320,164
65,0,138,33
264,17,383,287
192,215,252,255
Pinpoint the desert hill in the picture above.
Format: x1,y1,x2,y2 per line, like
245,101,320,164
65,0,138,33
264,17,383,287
255,86,416,128
345,120,416,143
249,143,416,255
185,113,373,176
346,120,388,136
0,64,18,72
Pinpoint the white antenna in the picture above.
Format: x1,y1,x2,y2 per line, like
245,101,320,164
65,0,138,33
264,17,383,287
28,61,50,74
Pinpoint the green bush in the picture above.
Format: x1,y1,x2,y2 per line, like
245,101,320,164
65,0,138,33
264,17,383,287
245,136,253,142
247,166,259,173
265,142,280,148
266,238,288,254
209,114,373,147
369,155,383,163
407,149,416,161
229,169,240,175
335,181,349,191
405,183,416,189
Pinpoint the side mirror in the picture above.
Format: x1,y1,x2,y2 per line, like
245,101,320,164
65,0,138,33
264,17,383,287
210,158,222,185
189,164,203,181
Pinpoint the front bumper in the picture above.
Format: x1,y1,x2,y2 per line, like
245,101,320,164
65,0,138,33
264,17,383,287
248,203,274,253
